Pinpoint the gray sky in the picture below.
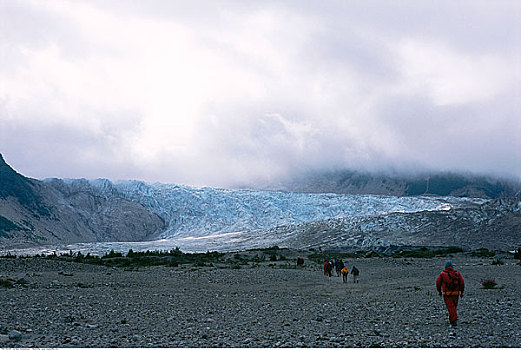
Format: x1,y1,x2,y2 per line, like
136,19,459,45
1,0,520,187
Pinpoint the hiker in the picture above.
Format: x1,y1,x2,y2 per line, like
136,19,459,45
296,257,304,267
351,266,359,283
323,261,329,276
335,258,344,277
326,260,334,277
341,266,349,283
436,261,465,326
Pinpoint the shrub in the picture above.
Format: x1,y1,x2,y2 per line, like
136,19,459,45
73,251,85,263
472,248,495,258
126,249,135,258
230,263,242,269
514,248,521,261
491,258,505,265
102,249,123,259
0,279,14,288
390,247,463,259
251,254,265,262
307,251,359,264
481,279,498,289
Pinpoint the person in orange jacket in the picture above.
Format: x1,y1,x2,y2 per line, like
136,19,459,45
341,267,349,283
436,261,465,326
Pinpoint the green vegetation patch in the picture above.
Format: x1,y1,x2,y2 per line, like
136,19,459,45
390,247,464,258
308,251,361,264
0,278,14,288
308,247,464,264
491,258,505,265
471,248,496,258
46,248,226,268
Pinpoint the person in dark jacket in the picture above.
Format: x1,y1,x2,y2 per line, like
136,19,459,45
335,258,344,277
436,261,465,326
351,266,359,283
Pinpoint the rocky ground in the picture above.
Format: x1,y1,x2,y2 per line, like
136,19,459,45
0,251,520,347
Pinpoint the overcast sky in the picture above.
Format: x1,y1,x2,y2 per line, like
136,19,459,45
1,0,520,187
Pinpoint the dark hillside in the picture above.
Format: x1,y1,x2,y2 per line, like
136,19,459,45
405,173,510,197
0,154,49,216
274,169,521,198
0,153,166,248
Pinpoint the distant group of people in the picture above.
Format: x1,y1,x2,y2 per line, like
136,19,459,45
322,258,359,283
300,254,465,327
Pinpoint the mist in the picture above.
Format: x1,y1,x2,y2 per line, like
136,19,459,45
1,1,520,187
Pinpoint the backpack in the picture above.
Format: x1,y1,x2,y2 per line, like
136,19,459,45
445,271,460,290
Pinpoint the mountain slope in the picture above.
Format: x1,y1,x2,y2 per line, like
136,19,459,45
0,154,166,248
0,154,50,217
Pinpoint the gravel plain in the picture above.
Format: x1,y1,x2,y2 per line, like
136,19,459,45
1,251,520,348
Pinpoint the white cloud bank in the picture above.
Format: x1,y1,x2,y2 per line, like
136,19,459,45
1,0,520,186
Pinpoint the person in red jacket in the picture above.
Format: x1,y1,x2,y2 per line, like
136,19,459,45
436,261,465,326
323,261,329,276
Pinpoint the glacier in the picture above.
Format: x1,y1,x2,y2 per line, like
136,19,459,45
2,178,490,255
95,180,486,239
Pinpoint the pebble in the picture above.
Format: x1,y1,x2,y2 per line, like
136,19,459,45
0,335,9,344
8,330,22,341
1,254,520,347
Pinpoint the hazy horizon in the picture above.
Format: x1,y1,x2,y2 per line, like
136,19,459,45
1,1,520,187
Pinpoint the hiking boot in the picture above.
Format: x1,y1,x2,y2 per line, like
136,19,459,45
450,321,457,327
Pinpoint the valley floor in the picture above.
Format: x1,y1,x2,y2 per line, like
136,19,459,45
1,252,520,347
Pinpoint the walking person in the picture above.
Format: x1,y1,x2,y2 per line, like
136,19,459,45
436,261,465,326
351,266,359,283
335,258,342,277
341,266,349,283
323,260,329,276
326,260,334,277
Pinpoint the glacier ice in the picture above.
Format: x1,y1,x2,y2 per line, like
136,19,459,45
98,180,485,240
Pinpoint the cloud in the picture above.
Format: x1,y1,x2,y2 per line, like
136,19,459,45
395,39,514,105
0,0,520,186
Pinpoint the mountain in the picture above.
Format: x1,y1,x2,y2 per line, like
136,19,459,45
0,155,166,248
1,153,520,252
265,170,521,198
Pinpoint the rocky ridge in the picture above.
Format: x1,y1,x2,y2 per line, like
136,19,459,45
0,155,166,248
